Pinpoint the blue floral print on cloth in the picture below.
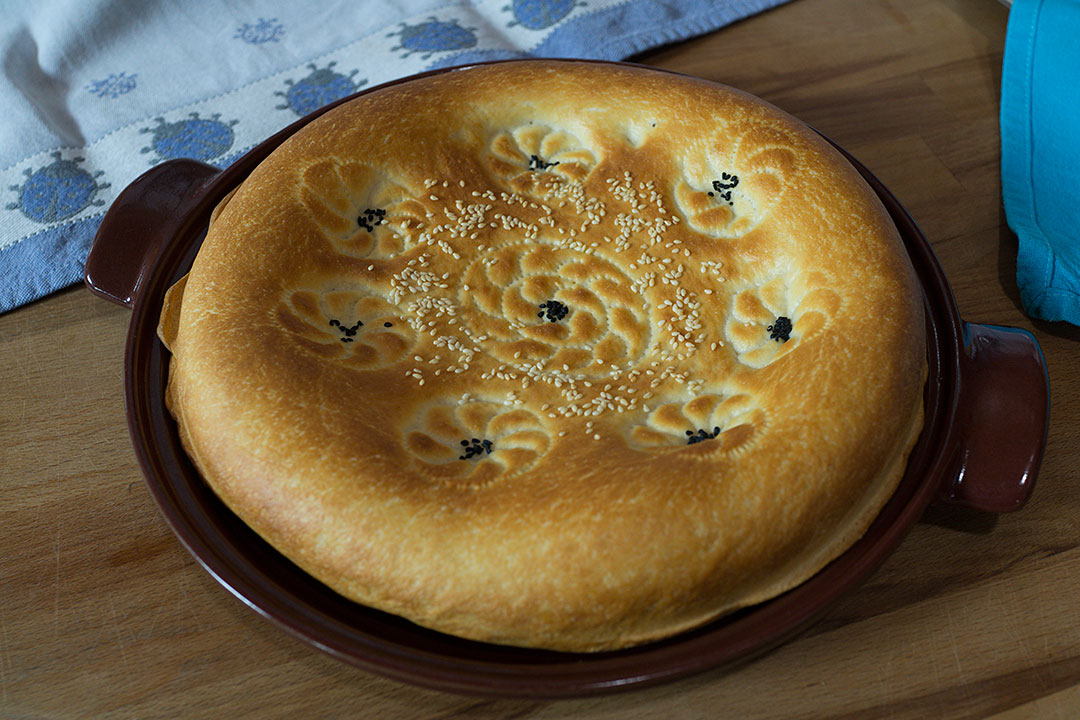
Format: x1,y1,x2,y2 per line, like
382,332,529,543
505,0,586,29
0,0,793,313
86,72,138,98
389,18,478,59
140,114,239,164
7,154,110,224
235,18,285,44
276,64,366,116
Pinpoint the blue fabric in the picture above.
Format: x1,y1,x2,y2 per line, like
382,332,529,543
0,0,792,314
1001,0,1080,325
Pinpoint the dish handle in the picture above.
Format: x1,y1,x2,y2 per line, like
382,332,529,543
937,322,1049,512
84,159,220,309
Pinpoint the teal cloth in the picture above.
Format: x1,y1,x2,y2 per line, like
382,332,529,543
1001,0,1080,325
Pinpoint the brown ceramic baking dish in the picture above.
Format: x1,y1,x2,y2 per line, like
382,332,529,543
84,60,1049,697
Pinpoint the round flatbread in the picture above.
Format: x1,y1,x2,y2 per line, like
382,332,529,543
159,61,926,652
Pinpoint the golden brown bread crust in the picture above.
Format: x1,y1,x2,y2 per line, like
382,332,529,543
159,61,926,651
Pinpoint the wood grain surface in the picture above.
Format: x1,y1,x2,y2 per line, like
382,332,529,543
3,0,1079,717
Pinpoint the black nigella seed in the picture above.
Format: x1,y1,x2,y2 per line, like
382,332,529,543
538,299,569,323
711,175,739,206
528,154,560,172
767,316,793,342
357,207,385,232
459,437,495,460
686,427,722,445
329,318,363,341
384,321,392,327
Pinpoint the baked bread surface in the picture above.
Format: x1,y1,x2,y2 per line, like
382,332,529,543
159,61,926,652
